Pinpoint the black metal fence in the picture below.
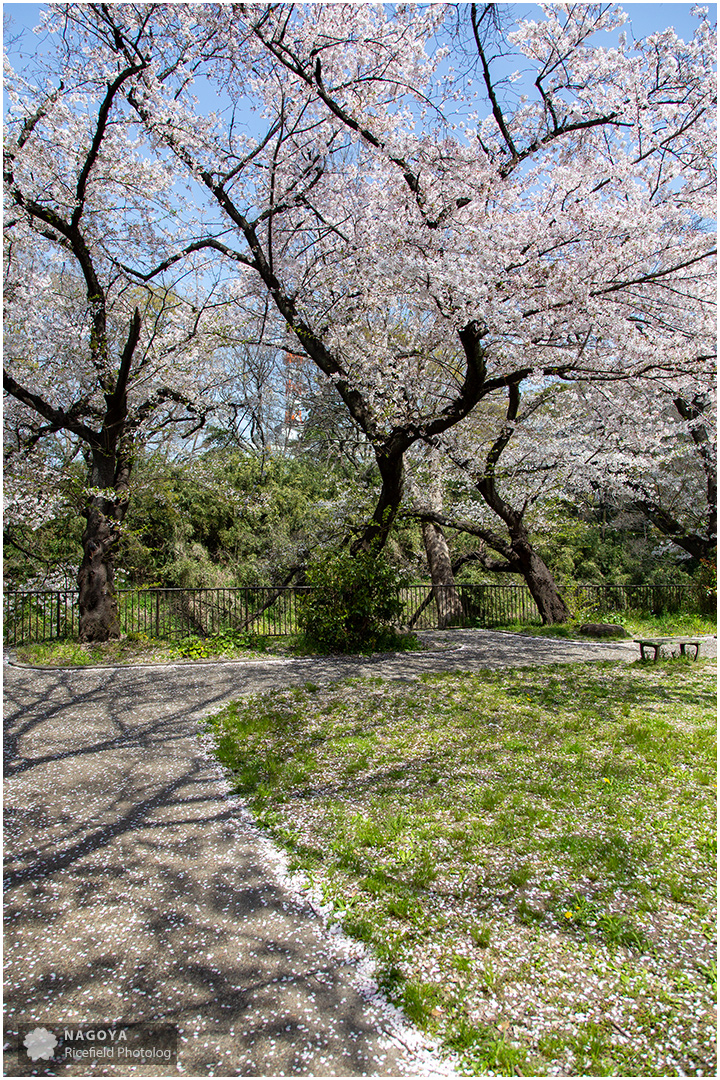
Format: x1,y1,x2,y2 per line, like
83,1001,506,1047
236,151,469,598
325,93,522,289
401,583,544,629
2,582,709,647
1,586,311,646
563,583,708,618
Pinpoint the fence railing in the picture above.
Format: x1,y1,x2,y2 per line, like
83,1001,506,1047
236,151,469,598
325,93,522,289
2,581,709,647
1,586,313,646
561,582,708,617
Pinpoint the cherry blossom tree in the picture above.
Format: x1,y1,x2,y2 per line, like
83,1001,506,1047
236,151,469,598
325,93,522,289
6,3,716,628
566,378,716,564
414,372,716,622
3,52,216,639
411,383,574,623
405,445,465,628
62,2,713,556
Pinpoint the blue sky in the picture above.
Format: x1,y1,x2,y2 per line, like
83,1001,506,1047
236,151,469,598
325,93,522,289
5,3,713,136
4,4,714,60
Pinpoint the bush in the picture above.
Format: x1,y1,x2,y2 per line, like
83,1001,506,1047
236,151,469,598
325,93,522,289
696,559,717,616
299,548,408,653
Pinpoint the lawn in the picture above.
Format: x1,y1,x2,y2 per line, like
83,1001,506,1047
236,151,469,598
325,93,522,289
489,612,716,641
9,629,288,666
204,659,717,1077
9,611,715,666
8,628,419,665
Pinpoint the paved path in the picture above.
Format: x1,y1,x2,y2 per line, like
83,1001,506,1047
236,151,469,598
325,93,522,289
3,630,708,1076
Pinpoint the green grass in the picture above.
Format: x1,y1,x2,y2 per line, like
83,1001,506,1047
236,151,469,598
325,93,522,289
10,628,422,666
204,660,717,1077
493,612,716,640
9,609,713,665
10,637,143,666
10,630,297,666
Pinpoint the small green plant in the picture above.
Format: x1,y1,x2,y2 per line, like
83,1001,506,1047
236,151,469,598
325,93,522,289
695,959,717,992
451,952,472,972
400,980,443,1026
13,639,95,666
299,547,412,654
517,897,544,924
508,864,533,888
447,1018,526,1074
167,627,270,660
596,912,650,951
569,1020,614,1074
12,627,280,666
470,924,492,948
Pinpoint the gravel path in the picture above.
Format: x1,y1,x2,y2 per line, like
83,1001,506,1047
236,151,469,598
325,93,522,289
3,630,709,1076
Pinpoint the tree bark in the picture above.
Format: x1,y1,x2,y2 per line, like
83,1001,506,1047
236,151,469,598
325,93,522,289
77,445,132,642
421,520,465,627
510,538,570,624
78,503,122,641
352,449,405,553
470,383,569,624
407,449,464,627
413,510,570,625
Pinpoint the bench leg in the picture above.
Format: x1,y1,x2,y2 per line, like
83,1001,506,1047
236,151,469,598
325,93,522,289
680,644,700,660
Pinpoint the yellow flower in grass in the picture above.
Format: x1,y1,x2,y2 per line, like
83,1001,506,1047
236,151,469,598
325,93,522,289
564,910,574,919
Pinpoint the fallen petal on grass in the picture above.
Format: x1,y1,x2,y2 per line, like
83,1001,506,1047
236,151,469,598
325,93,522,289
205,659,717,1077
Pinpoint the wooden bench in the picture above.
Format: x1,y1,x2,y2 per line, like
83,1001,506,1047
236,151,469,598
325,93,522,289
633,637,703,661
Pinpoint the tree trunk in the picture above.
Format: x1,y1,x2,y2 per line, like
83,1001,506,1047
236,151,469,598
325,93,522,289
421,520,464,628
406,447,465,628
78,502,122,641
512,542,570,625
353,449,405,553
464,381,569,624
77,447,131,642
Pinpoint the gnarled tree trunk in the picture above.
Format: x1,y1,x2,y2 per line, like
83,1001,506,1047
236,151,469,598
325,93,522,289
78,443,132,642
78,502,123,641
473,383,569,624
352,449,405,553
508,537,570,625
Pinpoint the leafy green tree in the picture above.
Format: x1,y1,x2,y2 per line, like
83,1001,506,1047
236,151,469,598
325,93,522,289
112,449,361,588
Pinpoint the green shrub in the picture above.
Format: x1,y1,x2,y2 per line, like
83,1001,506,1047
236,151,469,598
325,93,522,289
696,558,717,615
299,548,408,653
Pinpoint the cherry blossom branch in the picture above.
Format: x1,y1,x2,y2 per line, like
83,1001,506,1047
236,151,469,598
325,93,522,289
411,508,514,563
3,369,99,446
116,239,254,282
72,62,146,229
471,3,518,160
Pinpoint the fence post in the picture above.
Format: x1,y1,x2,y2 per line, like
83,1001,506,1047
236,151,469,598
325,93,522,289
155,590,160,638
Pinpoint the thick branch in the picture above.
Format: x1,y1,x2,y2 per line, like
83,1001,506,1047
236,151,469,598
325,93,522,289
415,509,514,563
471,3,518,160
3,370,100,446
628,492,714,561
103,307,141,442
117,238,254,281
